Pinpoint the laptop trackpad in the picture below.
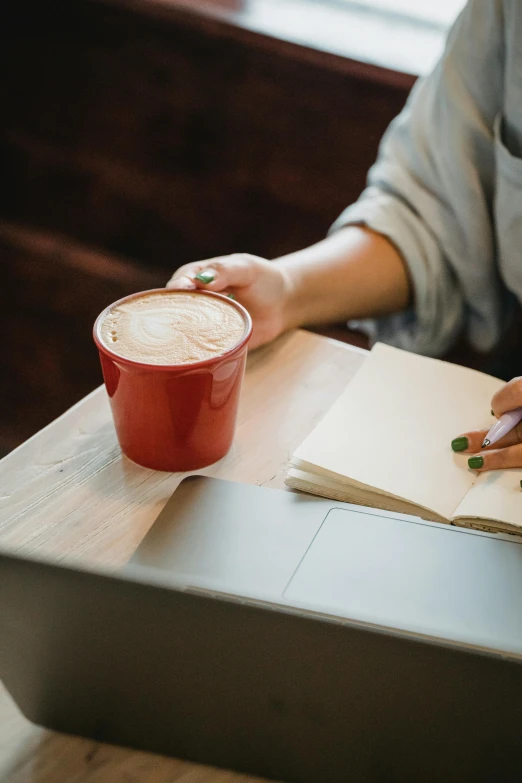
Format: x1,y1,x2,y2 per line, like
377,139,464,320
284,508,522,654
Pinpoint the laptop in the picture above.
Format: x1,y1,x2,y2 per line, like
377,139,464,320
2,475,522,782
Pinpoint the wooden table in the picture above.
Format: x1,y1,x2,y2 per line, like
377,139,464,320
0,330,366,783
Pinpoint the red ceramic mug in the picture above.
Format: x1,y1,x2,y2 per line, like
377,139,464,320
93,289,252,471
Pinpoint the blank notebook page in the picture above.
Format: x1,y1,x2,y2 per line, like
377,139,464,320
293,343,503,520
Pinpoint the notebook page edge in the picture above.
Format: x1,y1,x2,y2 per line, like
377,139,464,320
286,468,449,524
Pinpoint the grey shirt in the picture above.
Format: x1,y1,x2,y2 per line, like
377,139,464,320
332,0,522,356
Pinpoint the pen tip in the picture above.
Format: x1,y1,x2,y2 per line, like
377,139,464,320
482,439,490,449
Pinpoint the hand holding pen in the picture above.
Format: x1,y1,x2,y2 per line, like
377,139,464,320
451,377,522,472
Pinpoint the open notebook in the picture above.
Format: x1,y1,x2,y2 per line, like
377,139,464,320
286,343,522,535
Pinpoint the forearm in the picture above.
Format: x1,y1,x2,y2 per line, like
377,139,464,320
276,226,412,330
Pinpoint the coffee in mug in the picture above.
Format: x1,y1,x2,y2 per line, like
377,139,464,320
93,289,252,471
98,290,247,366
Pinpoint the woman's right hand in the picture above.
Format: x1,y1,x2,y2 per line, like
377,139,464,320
451,377,522,471
166,253,292,350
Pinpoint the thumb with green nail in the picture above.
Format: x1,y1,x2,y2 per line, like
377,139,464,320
451,376,522,472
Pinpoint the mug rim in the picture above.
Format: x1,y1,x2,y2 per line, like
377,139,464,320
93,288,253,371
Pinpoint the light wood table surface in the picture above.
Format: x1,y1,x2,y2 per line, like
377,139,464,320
0,330,366,783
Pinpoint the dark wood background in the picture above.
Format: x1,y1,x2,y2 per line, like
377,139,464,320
0,0,411,454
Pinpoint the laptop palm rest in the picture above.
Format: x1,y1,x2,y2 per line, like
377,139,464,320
130,475,333,598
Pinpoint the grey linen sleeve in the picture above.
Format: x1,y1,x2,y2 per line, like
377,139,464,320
331,0,508,356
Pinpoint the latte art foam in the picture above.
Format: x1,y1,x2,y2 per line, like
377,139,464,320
99,291,247,365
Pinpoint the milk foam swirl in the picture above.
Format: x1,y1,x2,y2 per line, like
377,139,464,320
99,292,247,365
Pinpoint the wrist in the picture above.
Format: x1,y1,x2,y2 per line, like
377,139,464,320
276,263,303,333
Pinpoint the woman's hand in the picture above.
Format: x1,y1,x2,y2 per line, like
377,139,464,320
451,377,522,471
166,253,292,350
166,229,411,351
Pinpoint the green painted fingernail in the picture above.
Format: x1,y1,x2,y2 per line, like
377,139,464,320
195,271,215,284
468,456,484,469
520,480,522,489
491,409,495,416
451,437,468,452
227,293,236,300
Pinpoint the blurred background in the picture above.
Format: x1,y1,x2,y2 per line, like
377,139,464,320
0,0,465,456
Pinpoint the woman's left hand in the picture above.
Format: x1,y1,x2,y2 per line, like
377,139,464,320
451,377,522,471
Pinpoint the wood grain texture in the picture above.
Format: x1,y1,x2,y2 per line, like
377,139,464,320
0,332,366,783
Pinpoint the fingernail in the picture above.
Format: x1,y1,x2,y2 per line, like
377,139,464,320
520,480,522,490
226,293,236,300
468,456,484,469
195,271,215,284
491,409,495,416
170,276,195,290
451,437,468,452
